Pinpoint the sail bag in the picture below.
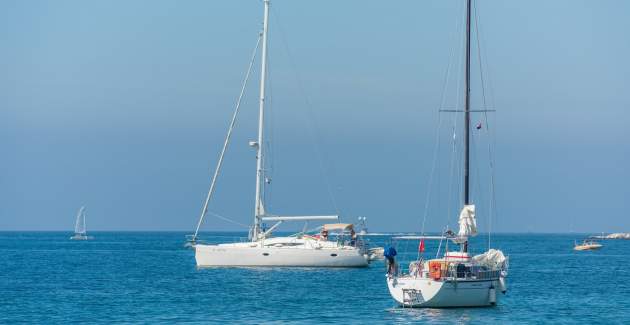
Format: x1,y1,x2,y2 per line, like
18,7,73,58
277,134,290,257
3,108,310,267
457,204,477,238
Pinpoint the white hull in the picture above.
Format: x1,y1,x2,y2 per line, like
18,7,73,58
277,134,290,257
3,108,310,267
195,238,368,267
574,244,602,251
387,276,502,308
70,234,92,240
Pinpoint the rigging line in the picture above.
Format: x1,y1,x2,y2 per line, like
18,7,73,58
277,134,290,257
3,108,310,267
474,3,491,249
481,111,497,249
420,112,444,236
270,7,340,215
447,114,458,229
471,126,484,223
438,0,464,110
192,34,262,240
434,0,464,229
474,1,498,248
417,113,443,261
447,104,462,228
436,225,447,259
264,47,274,208
207,211,251,229
447,2,467,229
474,0,488,112
474,0,497,111
486,123,498,242
289,225,325,237
469,104,485,209
484,112,498,249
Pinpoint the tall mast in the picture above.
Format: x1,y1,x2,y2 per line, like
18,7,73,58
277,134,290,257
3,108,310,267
253,0,270,240
461,0,472,253
464,0,471,206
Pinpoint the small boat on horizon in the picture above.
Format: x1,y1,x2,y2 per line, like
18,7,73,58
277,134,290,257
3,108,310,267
574,239,602,251
589,232,630,240
70,206,93,240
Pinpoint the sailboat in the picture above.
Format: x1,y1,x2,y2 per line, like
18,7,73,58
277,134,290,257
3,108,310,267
70,206,92,240
190,0,368,267
386,0,508,307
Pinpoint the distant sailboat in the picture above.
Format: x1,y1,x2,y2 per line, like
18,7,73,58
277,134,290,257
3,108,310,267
70,206,92,240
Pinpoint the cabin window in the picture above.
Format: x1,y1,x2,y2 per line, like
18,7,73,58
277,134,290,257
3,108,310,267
330,254,338,257
262,253,269,256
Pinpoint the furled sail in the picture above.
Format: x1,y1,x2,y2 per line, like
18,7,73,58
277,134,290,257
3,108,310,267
457,204,477,238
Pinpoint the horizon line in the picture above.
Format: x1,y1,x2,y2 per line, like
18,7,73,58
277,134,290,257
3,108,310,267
0,230,620,235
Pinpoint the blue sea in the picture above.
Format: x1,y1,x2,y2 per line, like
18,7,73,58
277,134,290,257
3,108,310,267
1,232,629,324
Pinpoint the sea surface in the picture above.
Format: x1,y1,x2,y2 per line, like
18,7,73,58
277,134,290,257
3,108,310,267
1,232,629,324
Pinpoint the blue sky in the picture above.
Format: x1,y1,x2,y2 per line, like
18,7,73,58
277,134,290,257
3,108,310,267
1,0,629,233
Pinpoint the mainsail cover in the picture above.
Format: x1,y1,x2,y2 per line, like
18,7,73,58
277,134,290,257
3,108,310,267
472,249,507,270
457,204,477,238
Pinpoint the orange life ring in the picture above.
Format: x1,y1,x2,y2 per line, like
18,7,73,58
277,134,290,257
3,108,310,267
429,261,442,280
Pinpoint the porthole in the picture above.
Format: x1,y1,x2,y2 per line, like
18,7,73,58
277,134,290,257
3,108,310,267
263,253,269,256
330,253,338,257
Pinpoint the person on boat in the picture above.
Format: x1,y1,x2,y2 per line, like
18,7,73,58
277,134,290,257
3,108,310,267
321,229,329,241
384,246,398,275
350,229,357,246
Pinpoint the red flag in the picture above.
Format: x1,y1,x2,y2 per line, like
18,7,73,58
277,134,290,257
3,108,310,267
418,239,425,253
476,122,482,130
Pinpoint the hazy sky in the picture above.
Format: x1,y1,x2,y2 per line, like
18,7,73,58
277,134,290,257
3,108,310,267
2,0,629,233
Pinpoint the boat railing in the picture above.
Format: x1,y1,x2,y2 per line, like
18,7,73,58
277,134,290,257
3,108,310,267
399,261,503,281
332,238,367,252
441,267,502,281
188,236,252,246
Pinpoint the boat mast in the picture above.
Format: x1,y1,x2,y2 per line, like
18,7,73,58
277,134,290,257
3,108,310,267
464,0,471,206
463,0,472,252
253,0,270,241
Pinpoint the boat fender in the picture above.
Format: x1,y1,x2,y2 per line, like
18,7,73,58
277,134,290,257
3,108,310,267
499,277,507,294
489,287,496,305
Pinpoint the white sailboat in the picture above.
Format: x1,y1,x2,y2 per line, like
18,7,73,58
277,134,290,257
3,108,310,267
70,206,92,240
386,0,508,307
190,0,368,268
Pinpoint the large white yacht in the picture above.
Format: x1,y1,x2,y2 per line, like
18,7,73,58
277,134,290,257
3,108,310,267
190,0,367,268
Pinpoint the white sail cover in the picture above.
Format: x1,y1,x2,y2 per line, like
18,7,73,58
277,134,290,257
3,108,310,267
457,204,477,238
473,249,507,270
